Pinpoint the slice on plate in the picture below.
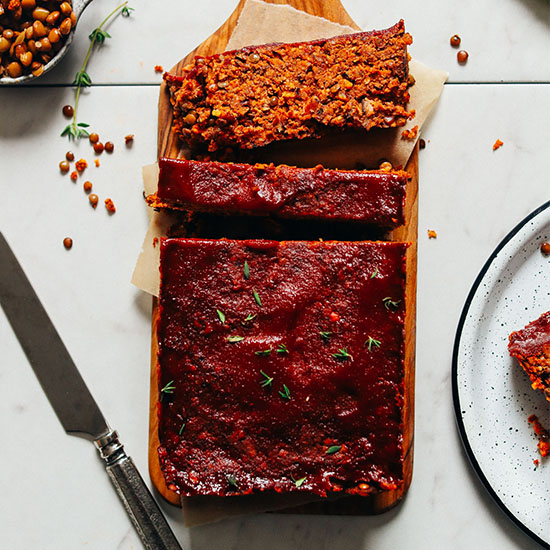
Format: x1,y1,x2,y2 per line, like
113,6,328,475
147,158,409,228
509,311,550,401
165,20,413,153
156,238,408,499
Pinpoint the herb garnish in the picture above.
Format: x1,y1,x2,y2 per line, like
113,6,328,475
383,297,401,310
276,343,288,354
61,2,134,140
291,475,306,488
242,313,257,325
253,289,262,307
244,261,250,280
227,335,244,343
370,268,379,279
178,422,186,435
255,348,272,356
260,370,273,388
226,474,239,490
160,380,175,401
279,384,291,400
319,331,332,341
216,309,226,323
326,445,342,455
332,348,353,361
365,336,381,351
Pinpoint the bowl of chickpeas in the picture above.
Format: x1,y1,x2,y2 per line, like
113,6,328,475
0,0,93,84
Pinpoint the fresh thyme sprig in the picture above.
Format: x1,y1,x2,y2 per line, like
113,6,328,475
279,384,291,400
253,289,262,307
61,2,134,140
319,331,332,341
383,297,401,310
226,474,239,490
370,267,379,279
291,474,306,488
178,422,186,435
227,335,244,343
260,370,273,388
276,343,288,354
255,348,272,356
365,336,381,351
332,348,353,361
241,313,257,325
326,445,342,455
160,380,175,401
243,261,250,280
216,309,226,323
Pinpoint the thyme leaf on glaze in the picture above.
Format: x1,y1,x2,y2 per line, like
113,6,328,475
370,267,379,279
227,335,244,343
319,331,332,341
291,475,306,488
216,309,226,323
178,422,186,435
244,261,250,280
383,297,401,310
326,445,342,455
242,313,257,325
332,348,353,361
255,348,272,356
160,380,175,401
226,474,239,490
276,343,288,354
253,289,262,307
260,370,273,388
279,384,291,400
365,336,381,351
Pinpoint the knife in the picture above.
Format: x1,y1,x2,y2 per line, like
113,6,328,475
0,232,182,550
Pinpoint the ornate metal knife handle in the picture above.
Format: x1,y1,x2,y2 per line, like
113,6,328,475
95,431,182,550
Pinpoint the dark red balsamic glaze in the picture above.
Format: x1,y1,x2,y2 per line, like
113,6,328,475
157,238,407,497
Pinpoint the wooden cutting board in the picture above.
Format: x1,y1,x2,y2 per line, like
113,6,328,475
150,0,417,515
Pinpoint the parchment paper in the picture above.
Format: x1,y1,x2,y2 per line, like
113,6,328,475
132,0,447,525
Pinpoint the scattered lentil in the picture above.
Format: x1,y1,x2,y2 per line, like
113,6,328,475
83,181,92,193
65,150,74,161
419,138,426,149
104,141,114,153
124,134,134,145
89,132,99,144
93,142,104,154
63,237,73,249
59,160,70,172
457,50,469,64
450,34,461,48
541,242,550,256
89,193,98,208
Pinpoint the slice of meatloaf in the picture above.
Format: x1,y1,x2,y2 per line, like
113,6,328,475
165,21,413,153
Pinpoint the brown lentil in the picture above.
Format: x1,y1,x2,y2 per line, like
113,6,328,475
457,50,469,64
541,242,550,256
62,104,73,116
65,151,74,161
89,193,98,208
93,142,104,154
104,141,114,153
419,138,426,149
450,34,461,47
63,237,73,249
59,160,70,172
83,181,92,193
89,132,99,144
124,134,134,144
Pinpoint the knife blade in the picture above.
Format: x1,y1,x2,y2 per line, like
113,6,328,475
0,232,182,550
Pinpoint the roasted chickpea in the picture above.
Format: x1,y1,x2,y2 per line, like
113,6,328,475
32,7,50,22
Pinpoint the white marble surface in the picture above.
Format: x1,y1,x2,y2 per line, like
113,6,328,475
1,1,550,548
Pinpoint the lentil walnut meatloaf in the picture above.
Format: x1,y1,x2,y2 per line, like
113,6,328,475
165,20,413,153
147,158,409,228
157,238,408,498
509,311,550,402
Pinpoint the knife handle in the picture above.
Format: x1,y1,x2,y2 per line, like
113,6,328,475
95,431,182,550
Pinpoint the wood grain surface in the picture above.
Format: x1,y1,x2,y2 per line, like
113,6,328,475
150,0,417,515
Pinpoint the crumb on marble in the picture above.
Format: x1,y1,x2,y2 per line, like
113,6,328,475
155,65,164,73
427,230,437,239
401,125,418,140
493,139,503,151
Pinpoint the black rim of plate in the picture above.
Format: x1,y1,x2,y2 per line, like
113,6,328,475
452,199,550,550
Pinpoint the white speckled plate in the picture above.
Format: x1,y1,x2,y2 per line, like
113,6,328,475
453,201,550,549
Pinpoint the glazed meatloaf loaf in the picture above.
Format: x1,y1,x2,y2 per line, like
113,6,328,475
157,238,408,498
147,158,409,228
165,21,413,153
509,311,550,402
